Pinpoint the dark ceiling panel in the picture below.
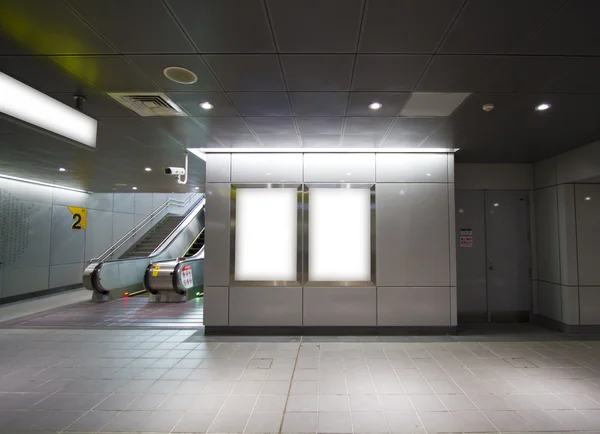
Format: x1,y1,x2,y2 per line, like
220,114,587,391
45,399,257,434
346,92,410,117
341,135,381,147
213,135,260,147
302,135,341,147
352,55,430,91
144,117,220,147
194,117,253,135
382,117,442,147
50,56,160,92
228,92,292,117
167,91,239,117
549,57,600,94
166,0,275,53
359,0,463,53
127,55,221,91
0,0,116,55
439,0,564,54
49,91,137,118
416,55,508,92
521,0,600,55
290,92,348,116
203,55,285,91
257,134,301,147
280,55,354,91
245,117,297,135
65,0,195,54
297,117,344,135
344,117,394,135
266,0,364,53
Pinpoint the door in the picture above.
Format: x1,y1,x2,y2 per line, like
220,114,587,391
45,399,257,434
485,191,531,321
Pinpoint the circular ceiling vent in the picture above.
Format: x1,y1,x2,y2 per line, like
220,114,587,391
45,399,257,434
163,66,198,84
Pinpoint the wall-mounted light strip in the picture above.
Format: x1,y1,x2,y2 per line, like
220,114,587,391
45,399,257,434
190,147,458,156
0,174,89,194
0,72,97,148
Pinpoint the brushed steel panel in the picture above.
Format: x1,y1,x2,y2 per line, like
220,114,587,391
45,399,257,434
134,193,153,216
575,184,600,286
376,153,448,183
229,286,302,326
450,286,457,326
579,286,600,325
447,154,455,183
448,185,457,287
303,287,376,326
204,287,229,326
534,187,560,284
50,205,85,266
537,281,562,321
557,185,578,286
303,153,375,183
377,183,450,286
49,263,84,288
52,189,88,207
88,193,114,211
206,153,231,183
84,209,113,262
377,287,451,326
113,193,135,213
231,153,302,183
204,183,230,286
561,285,579,325
8,202,52,269
0,268,3,298
2,266,49,298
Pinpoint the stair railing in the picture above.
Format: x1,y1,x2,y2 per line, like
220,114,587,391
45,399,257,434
89,193,202,264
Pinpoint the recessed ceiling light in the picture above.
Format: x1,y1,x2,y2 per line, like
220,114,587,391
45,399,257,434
163,66,198,84
536,103,551,111
369,102,382,110
493,203,499,207
194,187,199,190
346,172,352,176
426,173,431,177
585,196,591,201
144,167,152,172
58,167,66,172
200,101,213,110
132,186,138,190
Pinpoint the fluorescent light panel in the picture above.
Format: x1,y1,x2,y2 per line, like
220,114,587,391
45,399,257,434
0,72,97,148
0,174,89,193
235,188,297,281
190,148,458,155
309,188,371,281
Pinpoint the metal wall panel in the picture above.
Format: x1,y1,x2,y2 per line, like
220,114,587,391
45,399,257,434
229,287,302,326
231,153,302,183
377,287,451,326
52,189,88,208
562,285,580,325
88,193,114,211
557,185,578,286
448,185,456,288
204,287,229,326
134,193,153,216
113,193,135,213
376,153,448,183
84,209,114,262
447,154,455,183
112,213,135,253
49,263,84,288
579,286,600,325
10,202,52,269
206,153,231,183
376,183,450,286
2,266,49,297
0,268,3,298
303,153,375,183
303,287,376,326
0,177,53,204
575,184,600,286
204,183,230,286
535,187,560,284
50,205,85,266
537,281,562,321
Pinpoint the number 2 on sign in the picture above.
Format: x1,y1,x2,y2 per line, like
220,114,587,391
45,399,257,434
72,213,82,230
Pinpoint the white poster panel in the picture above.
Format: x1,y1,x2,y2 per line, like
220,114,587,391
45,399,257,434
235,188,297,281
309,188,371,281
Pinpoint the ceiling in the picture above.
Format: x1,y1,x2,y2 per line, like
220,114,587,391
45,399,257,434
1,0,600,192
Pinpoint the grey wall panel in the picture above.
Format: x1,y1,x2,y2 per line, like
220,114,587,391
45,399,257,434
229,287,302,326
450,286,457,326
153,193,168,210
204,183,230,286
112,213,135,253
203,287,229,326
0,268,3,298
113,193,135,214
2,266,49,297
537,281,562,321
575,184,600,286
376,183,450,286
377,287,451,326
0,177,53,204
50,206,85,266
88,193,114,211
84,209,113,262
9,202,52,269
303,287,376,326
455,164,533,190
534,187,560,284
231,153,302,183
455,190,487,315
534,157,557,189
134,193,153,216
303,153,375,183
579,287,600,325
376,154,448,183
447,155,454,183
52,189,88,208
562,285,579,325
448,185,456,288
49,263,84,288
206,153,231,183
557,184,578,286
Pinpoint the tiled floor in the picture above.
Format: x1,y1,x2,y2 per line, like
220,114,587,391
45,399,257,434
0,288,90,324
3,328,600,433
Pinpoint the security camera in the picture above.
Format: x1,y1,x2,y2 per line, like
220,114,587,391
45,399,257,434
164,167,186,176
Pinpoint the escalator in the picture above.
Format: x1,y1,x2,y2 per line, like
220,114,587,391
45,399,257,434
83,196,205,301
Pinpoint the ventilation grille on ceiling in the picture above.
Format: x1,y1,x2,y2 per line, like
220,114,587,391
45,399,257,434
108,92,185,117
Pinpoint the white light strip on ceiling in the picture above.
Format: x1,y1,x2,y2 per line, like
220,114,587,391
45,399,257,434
0,72,97,148
190,147,458,156
0,174,89,194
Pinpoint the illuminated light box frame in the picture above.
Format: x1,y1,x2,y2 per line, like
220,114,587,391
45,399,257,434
304,184,376,286
231,185,302,286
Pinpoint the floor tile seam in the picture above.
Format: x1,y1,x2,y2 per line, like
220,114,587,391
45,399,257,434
278,337,303,434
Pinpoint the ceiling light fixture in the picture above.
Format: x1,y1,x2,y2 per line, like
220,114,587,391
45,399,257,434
585,196,591,201
0,174,88,193
132,186,138,190
0,72,97,148
200,101,214,110
536,103,551,111
144,167,152,172
194,187,200,190
58,167,66,172
163,66,198,85
368,102,383,110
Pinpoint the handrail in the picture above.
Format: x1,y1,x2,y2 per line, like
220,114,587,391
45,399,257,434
89,193,202,263
150,197,205,256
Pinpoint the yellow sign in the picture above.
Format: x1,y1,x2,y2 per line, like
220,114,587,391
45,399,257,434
68,206,87,230
152,265,160,277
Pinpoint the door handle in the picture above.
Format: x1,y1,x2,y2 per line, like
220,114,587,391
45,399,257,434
488,263,495,271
